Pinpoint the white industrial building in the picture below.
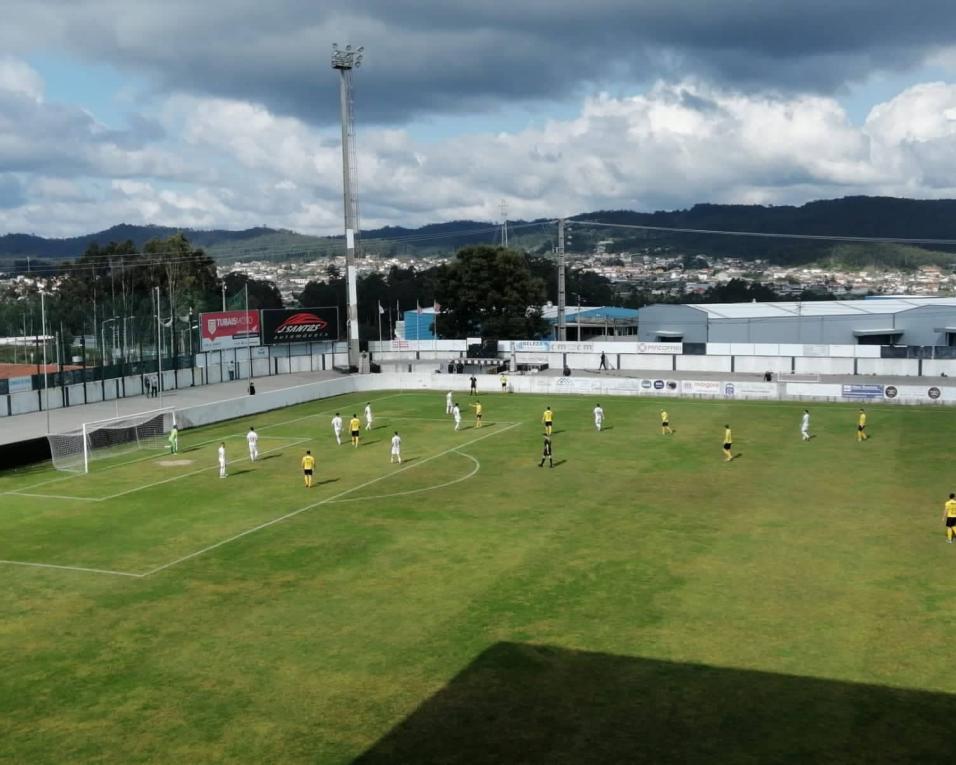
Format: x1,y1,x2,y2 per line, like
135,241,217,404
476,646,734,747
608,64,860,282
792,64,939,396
638,297,956,346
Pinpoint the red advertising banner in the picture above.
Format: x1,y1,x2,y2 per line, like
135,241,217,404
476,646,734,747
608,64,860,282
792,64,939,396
199,310,261,351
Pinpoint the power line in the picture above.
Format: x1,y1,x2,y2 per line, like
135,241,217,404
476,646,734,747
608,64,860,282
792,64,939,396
571,219,956,247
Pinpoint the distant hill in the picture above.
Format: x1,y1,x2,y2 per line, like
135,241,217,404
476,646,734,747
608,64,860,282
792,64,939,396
4,196,956,273
570,197,956,267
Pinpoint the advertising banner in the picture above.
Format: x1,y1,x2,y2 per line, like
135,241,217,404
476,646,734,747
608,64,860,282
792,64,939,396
680,380,722,395
883,385,945,402
514,340,550,352
199,310,260,351
261,307,338,345
7,375,33,393
722,381,778,399
841,383,884,399
637,341,683,355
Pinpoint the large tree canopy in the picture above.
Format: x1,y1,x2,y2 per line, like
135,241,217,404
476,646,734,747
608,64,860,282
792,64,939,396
222,271,284,309
435,246,548,339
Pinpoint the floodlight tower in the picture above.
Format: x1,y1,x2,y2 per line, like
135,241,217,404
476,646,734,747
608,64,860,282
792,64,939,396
332,43,364,370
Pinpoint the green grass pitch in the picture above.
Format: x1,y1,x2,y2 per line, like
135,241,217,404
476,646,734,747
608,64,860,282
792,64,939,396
1,391,955,763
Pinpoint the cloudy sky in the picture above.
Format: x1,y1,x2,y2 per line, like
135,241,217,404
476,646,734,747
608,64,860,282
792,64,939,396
4,0,956,237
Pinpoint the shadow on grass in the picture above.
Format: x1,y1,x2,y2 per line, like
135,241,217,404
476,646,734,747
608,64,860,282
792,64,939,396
258,453,282,461
551,459,567,468
354,642,956,765
229,469,252,477
313,478,339,486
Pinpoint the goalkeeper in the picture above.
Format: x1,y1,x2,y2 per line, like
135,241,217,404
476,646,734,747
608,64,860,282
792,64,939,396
168,425,179,454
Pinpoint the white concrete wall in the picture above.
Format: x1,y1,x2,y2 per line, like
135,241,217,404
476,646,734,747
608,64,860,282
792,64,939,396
618,354,672,371
795,357,855,375
921,359,956,376
733,356,793,374
677,355,732,372
857,358,919,376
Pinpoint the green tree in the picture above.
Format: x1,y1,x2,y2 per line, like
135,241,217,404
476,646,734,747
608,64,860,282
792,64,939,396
435,246,548,339
222,272,284,309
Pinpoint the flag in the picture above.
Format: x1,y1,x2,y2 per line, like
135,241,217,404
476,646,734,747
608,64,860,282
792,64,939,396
433,301,441,312
416,301,422,315
378,301,385,315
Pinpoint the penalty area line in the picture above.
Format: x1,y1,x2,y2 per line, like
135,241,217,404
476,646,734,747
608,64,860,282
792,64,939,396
0,559,144,578
139,422,522,578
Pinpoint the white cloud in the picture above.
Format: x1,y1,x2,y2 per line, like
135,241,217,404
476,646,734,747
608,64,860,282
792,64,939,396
0,57,43,101
7,68,956,237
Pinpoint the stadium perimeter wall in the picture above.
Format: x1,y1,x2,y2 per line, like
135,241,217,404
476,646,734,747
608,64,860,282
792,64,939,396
4,371,954,471
173,371,956,434
6,336,956,419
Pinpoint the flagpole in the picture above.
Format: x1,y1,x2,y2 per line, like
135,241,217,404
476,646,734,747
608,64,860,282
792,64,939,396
245,282,253,382
377,301,383,345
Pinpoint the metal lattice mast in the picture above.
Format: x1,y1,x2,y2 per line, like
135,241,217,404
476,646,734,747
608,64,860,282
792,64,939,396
332,43,364,370
557,219,567,341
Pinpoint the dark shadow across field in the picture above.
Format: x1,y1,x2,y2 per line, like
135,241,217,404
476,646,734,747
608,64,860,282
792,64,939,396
354,643,956,765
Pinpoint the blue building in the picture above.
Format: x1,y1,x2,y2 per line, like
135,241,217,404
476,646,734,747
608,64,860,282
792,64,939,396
402,308,438,340
542,305,639,340
400,305,638,340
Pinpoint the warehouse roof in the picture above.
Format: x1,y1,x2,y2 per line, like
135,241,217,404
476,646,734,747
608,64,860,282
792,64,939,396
681,297,956,320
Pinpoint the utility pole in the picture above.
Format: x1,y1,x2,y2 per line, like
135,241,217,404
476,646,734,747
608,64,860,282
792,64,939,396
41,290,49,433
155,286,163,404
500,200,509,248
557,219,567,341
332,43,364,371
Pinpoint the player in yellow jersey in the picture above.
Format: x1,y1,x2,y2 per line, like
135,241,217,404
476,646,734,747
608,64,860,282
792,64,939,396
470,400,483,428
349,414,362,447
723,424,734,461
944,493,956,543
660,409,673,435
301,449,316,488
542,406,554,436
857,408,868,441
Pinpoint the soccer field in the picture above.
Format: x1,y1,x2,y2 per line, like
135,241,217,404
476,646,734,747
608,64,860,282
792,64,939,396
1,390,955,763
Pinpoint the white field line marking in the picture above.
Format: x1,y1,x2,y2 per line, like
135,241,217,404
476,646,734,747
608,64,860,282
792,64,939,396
140,422,522,577
1,392,406,495
4,491,100,502
0,559,143,578
6,437,310,503
326,451,481,503
5,432,241,494
95,437,310,502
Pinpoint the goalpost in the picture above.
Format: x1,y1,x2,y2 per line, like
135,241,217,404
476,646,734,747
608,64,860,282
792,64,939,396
47,407,177,473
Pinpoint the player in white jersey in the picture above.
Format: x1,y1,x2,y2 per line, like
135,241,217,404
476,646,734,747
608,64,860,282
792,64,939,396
364,403,374,431
390,431,402,464
218,442,227,478
446,391,454,415
800,409,811,441
331,412,343,445
593,403,604,432
247,426,259,461
452,403,462,431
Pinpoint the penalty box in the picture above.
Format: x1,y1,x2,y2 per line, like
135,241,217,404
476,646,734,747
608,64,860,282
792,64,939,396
0,423,519,579
3,433,310,503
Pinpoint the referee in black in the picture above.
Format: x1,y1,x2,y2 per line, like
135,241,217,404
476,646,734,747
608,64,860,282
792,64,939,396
538,434,553,468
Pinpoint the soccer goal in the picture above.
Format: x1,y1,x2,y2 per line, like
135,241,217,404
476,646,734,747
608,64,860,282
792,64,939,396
47,407,177,473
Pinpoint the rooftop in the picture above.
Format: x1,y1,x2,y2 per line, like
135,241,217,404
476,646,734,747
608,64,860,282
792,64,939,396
681,297,956,320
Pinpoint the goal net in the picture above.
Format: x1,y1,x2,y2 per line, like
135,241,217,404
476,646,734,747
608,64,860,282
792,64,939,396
47,407,176,473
